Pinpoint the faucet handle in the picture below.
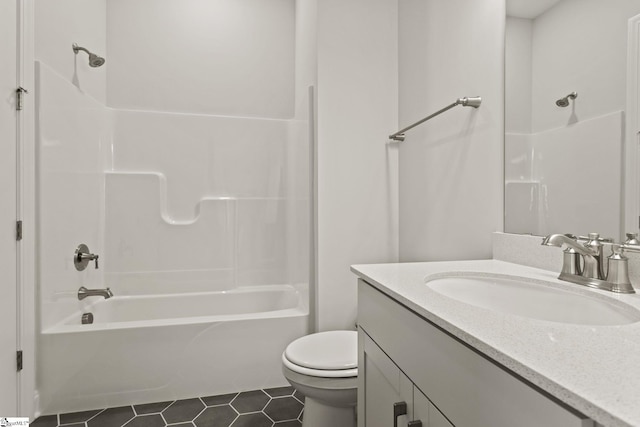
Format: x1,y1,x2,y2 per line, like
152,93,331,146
560,247,582,276
606,245,634,293
74,244,100,271
578,233,614,243
584,233,604,251
625,233,640,245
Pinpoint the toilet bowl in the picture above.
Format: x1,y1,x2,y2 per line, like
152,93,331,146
282,330,358,427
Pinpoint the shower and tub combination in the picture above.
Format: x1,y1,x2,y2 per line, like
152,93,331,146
35,3,313,412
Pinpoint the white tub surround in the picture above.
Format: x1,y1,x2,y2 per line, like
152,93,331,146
352,260,640,427
38,285,308,414
504,111,623,238
35,55,311,416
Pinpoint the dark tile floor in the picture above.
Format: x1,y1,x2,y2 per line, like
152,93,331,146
31,387,304,427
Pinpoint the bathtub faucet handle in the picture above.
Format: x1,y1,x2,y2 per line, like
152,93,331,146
74,244,100,271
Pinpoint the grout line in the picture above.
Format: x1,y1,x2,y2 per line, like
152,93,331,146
159,412,168,426
229,393,239,408
85,408,106,423
191,406,207,424
121,413,136,427
58,408,106,426
263,409,276,424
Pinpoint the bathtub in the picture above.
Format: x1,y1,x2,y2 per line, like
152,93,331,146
37,285,309,415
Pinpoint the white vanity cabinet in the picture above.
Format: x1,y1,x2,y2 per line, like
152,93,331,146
357,279,595,427
360,329,452,427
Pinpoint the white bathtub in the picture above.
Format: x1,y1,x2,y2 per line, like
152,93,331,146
37,285,309,414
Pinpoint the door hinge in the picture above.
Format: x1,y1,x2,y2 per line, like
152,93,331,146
16,220,22,241
17,351,23,372
16,87,28,111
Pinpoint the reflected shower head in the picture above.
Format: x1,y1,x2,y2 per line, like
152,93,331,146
555,91,577,107
72,43,105,68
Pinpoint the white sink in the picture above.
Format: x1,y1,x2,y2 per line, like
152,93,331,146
426,273,640,326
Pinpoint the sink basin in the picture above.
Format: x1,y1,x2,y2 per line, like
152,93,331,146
426,273,640,326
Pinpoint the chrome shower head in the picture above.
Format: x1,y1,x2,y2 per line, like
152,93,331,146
72,43,105,68
88,53,105,67
555,91,577,107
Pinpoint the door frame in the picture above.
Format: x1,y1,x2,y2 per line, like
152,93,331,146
16,0,36,418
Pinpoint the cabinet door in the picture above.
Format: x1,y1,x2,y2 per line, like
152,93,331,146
414,387,454,427
359,329,413,427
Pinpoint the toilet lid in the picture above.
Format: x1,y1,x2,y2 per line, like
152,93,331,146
284,330,357,370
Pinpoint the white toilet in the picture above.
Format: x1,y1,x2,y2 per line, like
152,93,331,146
282,330,358,427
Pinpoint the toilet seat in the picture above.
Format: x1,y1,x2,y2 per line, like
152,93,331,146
283,331,358,378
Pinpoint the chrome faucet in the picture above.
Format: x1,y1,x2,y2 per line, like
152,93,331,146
78,286,113,300
541,233,636,294
75,244,99,271
542,233,601,279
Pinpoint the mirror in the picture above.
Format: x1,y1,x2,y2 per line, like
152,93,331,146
504,0,640,240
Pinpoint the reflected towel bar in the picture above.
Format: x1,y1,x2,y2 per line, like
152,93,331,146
389,96,482,142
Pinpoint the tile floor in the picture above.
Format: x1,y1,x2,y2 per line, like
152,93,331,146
31,387,304,427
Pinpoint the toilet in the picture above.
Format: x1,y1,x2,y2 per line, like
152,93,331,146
282,330,358,427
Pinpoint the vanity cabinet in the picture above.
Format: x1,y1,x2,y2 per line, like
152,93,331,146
357,279,594,427
360,329,452,427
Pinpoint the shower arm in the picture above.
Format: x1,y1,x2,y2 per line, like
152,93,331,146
72,44,91,55
389,96,482,142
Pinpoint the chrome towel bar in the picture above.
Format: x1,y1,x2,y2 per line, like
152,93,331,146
389,96,481,142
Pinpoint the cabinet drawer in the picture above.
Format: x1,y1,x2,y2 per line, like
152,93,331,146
358,280,593,427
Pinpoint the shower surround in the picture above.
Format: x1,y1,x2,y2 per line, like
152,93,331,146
36,57,310,414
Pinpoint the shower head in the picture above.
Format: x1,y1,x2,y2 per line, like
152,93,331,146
555,91,577,107
88,53,106,67
72,43,105,68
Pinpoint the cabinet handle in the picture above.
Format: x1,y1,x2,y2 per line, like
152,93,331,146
393,402,407,427
408,421,423,427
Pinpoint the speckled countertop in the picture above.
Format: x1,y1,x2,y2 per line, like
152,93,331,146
351,260,640,427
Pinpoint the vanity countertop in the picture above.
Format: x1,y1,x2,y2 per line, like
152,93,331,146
351,259,640,427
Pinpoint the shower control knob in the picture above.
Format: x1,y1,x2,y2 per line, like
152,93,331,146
74,244,100,271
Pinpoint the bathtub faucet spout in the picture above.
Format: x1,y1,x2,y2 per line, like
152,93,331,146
78,286,113,300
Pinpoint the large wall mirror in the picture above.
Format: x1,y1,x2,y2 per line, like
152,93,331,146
504,0,640,240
